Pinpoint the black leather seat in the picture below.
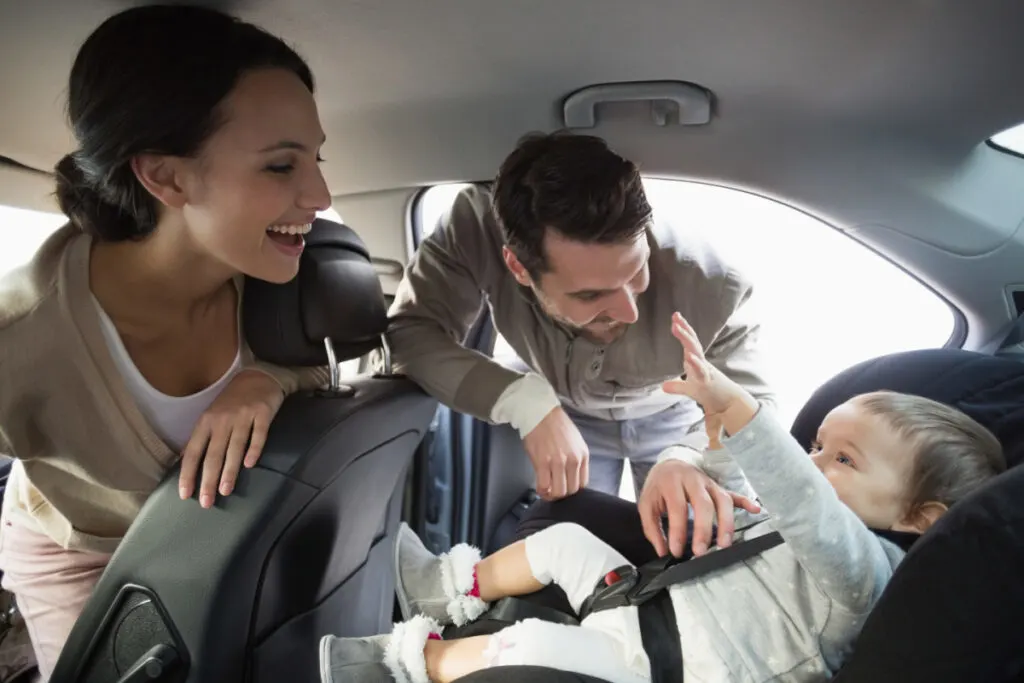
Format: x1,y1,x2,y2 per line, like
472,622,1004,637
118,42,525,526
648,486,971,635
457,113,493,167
454,348,1024,683
50,219,438,683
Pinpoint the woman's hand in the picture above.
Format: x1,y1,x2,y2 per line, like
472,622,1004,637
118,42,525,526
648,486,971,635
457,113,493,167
661,312,759,436
178,369,285,508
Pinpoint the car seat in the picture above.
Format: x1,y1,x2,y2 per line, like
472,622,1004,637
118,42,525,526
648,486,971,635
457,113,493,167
451,348,1024,683
48,218,438,683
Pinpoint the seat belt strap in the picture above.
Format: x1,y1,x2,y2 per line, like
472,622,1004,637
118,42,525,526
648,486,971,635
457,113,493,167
598,529,783,683
979,311,1024,355
641,530,784,597
638,591,683,683
580,527,785,619
483,596,580,627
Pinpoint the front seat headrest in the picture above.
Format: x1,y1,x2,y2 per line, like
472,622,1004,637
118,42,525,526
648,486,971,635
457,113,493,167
242,218,388,369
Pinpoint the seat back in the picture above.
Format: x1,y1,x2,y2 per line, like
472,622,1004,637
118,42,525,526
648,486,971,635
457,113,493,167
51,219,437,683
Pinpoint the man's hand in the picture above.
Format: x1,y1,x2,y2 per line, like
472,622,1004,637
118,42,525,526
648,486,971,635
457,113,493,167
522,406,590,501
178,369,285,509
638,458,761,558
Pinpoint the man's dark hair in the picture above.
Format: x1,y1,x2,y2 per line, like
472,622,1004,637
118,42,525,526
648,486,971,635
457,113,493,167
491,131,653,277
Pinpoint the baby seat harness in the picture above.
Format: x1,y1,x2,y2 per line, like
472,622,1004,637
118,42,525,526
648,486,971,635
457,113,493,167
577,521,784,683
482,519,920,683
582,523,783,682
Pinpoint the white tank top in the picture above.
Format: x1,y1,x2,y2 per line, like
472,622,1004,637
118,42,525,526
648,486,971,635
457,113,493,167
93,298,243,452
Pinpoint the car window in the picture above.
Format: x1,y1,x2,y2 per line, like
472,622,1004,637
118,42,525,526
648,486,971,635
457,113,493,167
990,122,1024,156
0,203,361,376
0,205,68,279
415,181,958,428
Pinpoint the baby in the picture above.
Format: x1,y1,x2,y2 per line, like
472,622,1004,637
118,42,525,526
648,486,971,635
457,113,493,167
320,313,1005,683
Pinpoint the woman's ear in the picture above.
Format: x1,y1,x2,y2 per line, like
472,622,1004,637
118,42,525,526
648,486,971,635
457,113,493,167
892,501,948,534
131,154,188,209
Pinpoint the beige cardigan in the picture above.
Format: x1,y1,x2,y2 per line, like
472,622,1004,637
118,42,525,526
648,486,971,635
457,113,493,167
0,225,328,553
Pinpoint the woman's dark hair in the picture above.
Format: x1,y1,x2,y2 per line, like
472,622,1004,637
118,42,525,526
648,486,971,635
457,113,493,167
55,4,314,241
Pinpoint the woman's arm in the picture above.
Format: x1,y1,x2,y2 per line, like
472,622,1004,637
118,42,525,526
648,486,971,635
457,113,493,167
248,362,330,395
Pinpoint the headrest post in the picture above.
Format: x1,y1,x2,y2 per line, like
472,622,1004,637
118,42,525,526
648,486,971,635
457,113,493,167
324,337,341,391
379,332,393,376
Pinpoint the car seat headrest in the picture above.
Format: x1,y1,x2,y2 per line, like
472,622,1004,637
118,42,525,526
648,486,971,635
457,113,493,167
242,218,389,375
790,348,1024,468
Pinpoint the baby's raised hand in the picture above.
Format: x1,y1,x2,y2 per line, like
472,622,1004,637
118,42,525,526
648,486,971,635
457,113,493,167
662,313,739,412
662,312,760,435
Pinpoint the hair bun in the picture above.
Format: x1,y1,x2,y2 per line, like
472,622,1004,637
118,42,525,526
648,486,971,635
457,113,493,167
54,152,140,239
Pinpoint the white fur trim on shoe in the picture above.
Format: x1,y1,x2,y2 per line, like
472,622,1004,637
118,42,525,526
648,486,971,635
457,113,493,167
440,543,481,597
383,615,441,683
446,593,488,626
439,543,486,625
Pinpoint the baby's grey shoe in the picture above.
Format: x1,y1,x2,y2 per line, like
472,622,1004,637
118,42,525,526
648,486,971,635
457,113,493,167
319,633,391,683
320,615,443,683
394,522,488,626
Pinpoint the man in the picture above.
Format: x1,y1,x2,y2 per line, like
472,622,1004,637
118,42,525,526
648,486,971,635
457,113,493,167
387,131,776,556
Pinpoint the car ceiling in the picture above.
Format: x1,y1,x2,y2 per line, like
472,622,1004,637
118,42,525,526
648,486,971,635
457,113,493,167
2,0,1024,347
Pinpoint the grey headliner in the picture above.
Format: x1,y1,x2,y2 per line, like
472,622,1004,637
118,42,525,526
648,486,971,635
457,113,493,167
2,0,1024,347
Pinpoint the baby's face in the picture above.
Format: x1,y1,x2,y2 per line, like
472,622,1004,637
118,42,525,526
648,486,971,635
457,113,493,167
810,397,916,531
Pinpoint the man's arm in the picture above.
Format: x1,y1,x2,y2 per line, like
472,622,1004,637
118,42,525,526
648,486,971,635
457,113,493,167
387,186,558,429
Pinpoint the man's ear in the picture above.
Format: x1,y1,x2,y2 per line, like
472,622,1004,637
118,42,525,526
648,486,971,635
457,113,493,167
130,154,189,209
893,501,948,534
502,246,533,287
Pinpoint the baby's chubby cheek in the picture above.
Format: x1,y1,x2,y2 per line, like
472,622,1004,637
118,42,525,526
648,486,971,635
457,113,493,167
820,470,846,498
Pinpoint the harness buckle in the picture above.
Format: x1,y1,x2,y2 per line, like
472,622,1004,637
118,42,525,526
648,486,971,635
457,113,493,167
579,554,683,619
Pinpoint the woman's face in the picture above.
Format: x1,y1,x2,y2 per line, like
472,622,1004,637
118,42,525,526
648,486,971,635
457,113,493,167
178,67,331,283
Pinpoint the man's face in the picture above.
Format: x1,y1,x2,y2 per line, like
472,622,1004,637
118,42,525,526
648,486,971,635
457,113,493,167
504,229,651,344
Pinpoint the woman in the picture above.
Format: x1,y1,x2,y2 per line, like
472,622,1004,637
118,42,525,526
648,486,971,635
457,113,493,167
0,5,331,677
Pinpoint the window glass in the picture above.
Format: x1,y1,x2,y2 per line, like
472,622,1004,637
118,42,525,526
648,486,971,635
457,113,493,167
416,181,957,427
0,205,67,278
990,122,1024,156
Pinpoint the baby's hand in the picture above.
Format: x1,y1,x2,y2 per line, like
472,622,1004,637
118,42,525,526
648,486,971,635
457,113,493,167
662,312,760,435
662,313,742,413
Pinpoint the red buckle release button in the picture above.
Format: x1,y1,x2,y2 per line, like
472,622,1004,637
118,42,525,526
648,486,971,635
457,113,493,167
604,570,622,586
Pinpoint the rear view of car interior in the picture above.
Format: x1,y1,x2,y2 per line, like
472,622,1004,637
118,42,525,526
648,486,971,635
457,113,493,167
1,1,1023,682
